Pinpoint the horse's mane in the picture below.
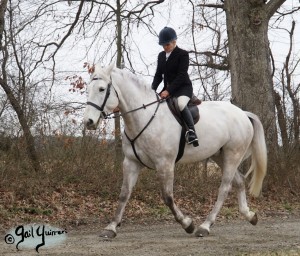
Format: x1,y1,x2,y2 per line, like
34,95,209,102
93,64,152,94
118,69,151,93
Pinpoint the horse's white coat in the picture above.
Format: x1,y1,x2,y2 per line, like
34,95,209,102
84,63,267,237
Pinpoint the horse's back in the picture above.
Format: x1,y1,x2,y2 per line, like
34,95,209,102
201,101,253,140
199,101,246,116
197,101,252,131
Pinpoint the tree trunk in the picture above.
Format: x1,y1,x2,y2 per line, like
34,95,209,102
114,0,124,171
0,0,7,49
274,90,289,149
225,0,278,169
0,79,41,172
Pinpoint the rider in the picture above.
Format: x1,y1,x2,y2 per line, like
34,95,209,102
151,27,198,146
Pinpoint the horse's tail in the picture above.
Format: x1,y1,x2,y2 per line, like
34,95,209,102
244,112,267,197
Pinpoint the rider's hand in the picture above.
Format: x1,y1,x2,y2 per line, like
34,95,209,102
160,90,170,99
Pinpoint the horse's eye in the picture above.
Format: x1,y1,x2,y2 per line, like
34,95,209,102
99,88,105,92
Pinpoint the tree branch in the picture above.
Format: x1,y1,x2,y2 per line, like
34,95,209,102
52,0,85,57
266,0,286,19
0,0,8,49
196,4,224,9
124,0,165,18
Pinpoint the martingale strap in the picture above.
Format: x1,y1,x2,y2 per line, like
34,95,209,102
124,94,161,170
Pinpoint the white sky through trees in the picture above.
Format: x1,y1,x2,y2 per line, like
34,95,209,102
1,0,299,138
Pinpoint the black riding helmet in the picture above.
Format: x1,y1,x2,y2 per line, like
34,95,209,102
158,27,177,46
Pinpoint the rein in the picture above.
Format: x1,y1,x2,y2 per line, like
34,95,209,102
103,95,166,119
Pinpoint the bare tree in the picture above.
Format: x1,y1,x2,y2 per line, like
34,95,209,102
224,0,280,150
273,20,300,150
187,0,300,175
0,0,40,171
0,0,85,171
65,0,164,169
1,0,165,173
187,0,229,101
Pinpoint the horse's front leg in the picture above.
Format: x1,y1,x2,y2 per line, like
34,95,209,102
100,157,142,238
158,165,195,234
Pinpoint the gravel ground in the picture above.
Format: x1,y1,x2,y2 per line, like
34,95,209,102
1,215,300,256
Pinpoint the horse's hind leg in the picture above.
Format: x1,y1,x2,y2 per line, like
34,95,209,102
158,164,194,234
100,157,142,238
211,155,257,225
195,151,243,237
233,171,258,225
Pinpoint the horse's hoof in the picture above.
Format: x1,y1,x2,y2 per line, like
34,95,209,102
184,221,195,234
99,229,116,239
195,227,209,237
250,213,258,226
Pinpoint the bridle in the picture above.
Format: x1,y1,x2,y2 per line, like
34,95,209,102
86,77,166,119
86,77,112,119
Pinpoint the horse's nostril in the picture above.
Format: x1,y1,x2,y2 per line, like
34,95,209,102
87,119,93,126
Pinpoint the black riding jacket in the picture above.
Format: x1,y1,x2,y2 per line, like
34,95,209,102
152,46,193,98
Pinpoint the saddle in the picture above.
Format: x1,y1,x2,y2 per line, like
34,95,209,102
166,96,201,126
166,96,201,163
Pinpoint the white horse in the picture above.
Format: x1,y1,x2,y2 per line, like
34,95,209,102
83,63,267,238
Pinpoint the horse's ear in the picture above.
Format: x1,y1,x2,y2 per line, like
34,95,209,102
106,61,115,75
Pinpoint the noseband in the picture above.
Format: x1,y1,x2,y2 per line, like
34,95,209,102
86,78,112,119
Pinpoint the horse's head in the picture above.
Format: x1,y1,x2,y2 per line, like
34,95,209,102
84,62,119,130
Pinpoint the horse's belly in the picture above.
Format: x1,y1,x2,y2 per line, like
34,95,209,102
178,142,223,164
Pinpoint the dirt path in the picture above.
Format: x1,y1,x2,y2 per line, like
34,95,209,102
1,215,300,256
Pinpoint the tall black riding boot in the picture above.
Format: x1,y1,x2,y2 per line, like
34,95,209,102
180,106,199,147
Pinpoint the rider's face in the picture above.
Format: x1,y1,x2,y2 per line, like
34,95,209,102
163,40,176,53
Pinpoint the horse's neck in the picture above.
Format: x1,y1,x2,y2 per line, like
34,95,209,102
113,70,158,134
113,70,156,109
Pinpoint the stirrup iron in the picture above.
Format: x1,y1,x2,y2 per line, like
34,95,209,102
185,129,198,146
